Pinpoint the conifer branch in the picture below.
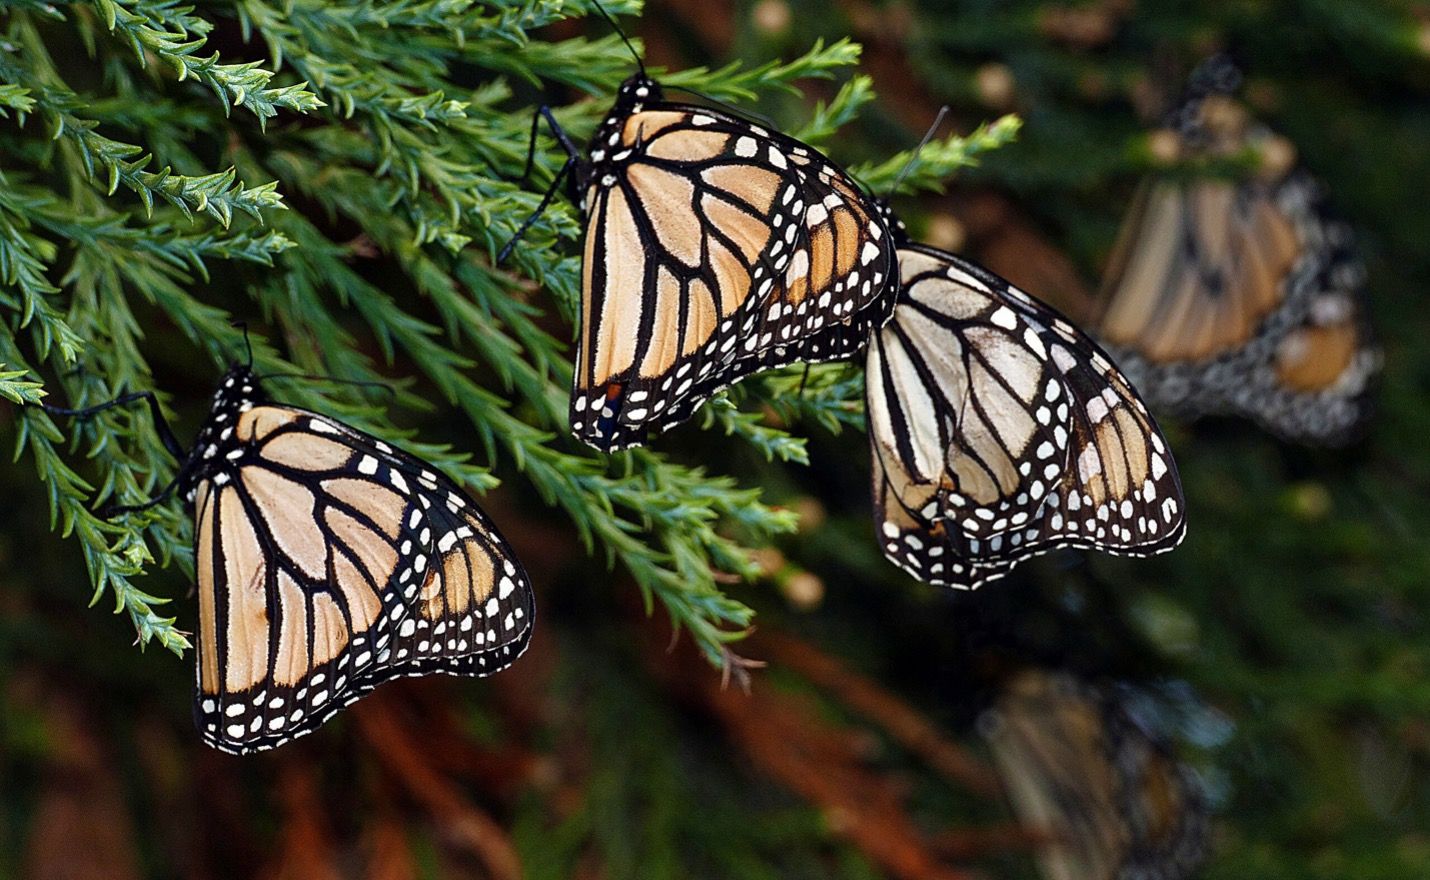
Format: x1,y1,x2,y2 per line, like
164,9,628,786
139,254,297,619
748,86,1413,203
791,74,877,145
660,37,864,101
854,113,1023,193
0,363,44,403
0,27,291,226
0,82,35,115
90,0,324,124
0,0,1014,666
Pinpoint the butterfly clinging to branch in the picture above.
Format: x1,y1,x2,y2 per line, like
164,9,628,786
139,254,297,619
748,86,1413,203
38,341,535,754
502,5,898,451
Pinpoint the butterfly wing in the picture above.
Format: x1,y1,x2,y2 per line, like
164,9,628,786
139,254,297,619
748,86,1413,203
574,104,895,450
981,673,1128,880
868,246,1185,590
191,405,534,755
1094,71,1380,445
980,671,1209,880
1097,178,1300,364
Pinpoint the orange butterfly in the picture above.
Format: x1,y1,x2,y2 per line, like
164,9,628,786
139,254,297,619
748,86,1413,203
44,363,534,754
1094,55,1381,445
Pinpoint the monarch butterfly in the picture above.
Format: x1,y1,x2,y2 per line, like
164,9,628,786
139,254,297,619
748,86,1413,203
978,670,1209,880
505,12,897,451
1093,55,1381,445
867,208,1186,591
42,361,535,754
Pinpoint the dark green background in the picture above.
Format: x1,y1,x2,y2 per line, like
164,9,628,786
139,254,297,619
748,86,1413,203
2,1,1428,878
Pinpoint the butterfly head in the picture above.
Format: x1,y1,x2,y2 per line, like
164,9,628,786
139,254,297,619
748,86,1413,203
614,73,662,112
1170,53,1247,146
179,366,269,500
589,75,663,175
211,364,267,413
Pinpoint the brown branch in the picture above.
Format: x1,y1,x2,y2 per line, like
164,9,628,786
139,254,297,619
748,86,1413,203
362,812,419,880
353,692,522,880
392,679,542,798
265,761,343,880
929,822,1054,860
756,632,1002,797
19,683,142,880
640,620,975,880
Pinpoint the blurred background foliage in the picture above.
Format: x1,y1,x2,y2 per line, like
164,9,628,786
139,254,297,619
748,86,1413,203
2,1,1429,879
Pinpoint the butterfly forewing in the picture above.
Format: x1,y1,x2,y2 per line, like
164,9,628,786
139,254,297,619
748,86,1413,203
574,84,895,450
1099,180,1300,363
868,246,1185,590
190,396,533,755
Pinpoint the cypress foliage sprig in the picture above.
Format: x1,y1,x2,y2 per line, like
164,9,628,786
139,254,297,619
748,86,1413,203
0,363,43,403
0,0,1012,667
0,25,290,224
91,0,325,124
855,112,1024,193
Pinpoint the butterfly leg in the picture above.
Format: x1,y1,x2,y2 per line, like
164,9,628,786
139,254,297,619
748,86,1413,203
516,105,582,183
497,107,585,264
97,475,181,519
41,390,188,518
497,154,576,264
42,390,185,460
537,105,583,167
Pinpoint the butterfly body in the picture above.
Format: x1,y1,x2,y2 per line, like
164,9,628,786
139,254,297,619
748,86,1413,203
177,365,267,505
569,75,897,450
868,208,1185,590
168,365,533,755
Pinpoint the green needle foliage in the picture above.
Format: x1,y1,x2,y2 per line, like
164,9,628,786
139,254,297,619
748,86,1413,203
0,1,1013,666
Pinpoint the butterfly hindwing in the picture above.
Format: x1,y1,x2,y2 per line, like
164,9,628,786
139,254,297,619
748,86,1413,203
868,248,1072,535
190,393,533,755
869,246,1186,590
573,78,896,450
375,471,533,681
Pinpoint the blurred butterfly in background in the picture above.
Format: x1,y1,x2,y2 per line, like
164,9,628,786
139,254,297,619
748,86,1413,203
502,9,897,452
978,670,1210,880
1093,54,1381,446
867,206,1186,591
43,357,534,755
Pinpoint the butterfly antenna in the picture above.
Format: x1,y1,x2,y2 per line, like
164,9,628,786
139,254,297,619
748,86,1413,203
230,320,254,368
889,105,951,196
591,0,645,77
